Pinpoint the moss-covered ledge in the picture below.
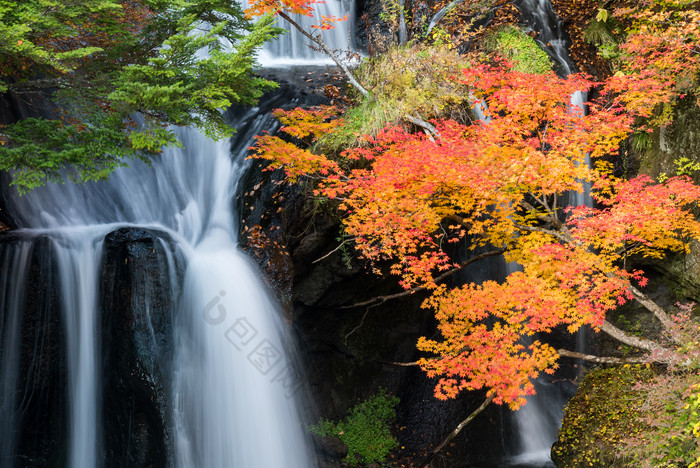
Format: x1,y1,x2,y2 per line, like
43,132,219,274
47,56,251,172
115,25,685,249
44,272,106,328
551,366,653,467
552,364,700,468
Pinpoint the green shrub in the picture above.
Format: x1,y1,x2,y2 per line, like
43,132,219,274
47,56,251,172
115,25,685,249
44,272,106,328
310,389,400,466
320,44,469,152
584,17,623,63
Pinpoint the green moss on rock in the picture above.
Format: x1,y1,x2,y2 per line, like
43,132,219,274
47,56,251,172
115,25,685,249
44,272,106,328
551,365,654,467
483,26,553,74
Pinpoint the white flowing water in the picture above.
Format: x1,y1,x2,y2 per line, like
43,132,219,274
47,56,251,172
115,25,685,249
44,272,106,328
251,0,354,66
55,237,102,468
4,122,313,466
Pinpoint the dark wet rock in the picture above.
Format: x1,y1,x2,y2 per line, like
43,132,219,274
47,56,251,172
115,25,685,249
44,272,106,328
100,227,184,468
312,433,348,460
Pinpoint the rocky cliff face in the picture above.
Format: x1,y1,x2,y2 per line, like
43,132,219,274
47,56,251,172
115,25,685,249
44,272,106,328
235,74,512,467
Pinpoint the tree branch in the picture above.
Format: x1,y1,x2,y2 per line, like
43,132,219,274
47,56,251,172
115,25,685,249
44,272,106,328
6,77,68,92
405,115,440,138
599,320,666,353
278,12,369,97
344,306,372,347
557,348,651,364
371,358,420,366
627,284,677,335
514,222,570,243
339,248,505,309
421,395,494,467
312,238,352,263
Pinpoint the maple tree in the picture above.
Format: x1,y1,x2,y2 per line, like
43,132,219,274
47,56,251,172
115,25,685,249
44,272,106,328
600,0,700,125
252,55,700,413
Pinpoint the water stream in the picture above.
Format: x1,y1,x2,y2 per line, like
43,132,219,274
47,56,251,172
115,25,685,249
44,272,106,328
0,3,355,464
505,1,592,466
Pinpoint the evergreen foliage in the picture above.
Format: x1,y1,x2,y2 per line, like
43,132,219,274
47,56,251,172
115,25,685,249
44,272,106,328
0,0,280,192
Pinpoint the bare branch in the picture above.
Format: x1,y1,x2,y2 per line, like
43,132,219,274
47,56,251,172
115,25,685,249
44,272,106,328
312,238,352,264
513,222,570,243
405,115,440,138
627,284,677,336
339,249,505,309
557,348,651,364
421,395,494,467
6,77,68,92
344,306,372,347
600,320,666,353
371,358,420,366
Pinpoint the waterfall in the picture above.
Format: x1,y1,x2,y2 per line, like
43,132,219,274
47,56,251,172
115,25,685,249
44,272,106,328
0,124,314,467
0,10,356,463
250,0,354,66
501,1,590,466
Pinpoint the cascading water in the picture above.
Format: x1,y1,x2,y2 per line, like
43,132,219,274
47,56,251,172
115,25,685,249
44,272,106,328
0,124,314,467
0,8,356,463
250,0,354,66
501,1,593,466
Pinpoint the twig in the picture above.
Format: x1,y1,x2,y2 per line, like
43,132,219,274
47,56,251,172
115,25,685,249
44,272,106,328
421,395,494,467
557,348,650,364
371,358,420,366
344,306,373,347
339,248,505,309
312,238,351,263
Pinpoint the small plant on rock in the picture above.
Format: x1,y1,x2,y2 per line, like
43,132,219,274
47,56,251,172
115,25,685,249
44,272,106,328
310,389,400,466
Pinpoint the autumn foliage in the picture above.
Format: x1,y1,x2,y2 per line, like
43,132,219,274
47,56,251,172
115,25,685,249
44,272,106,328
252,50,700,408
604,0,700,124
244,0,348,29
